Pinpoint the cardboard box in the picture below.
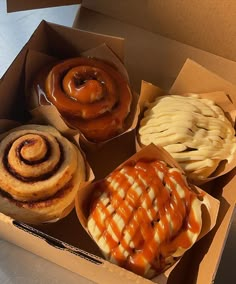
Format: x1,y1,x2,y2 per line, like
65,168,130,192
1,1,236,284
6,0,80,12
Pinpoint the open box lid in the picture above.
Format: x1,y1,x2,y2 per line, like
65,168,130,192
75,6,236,92
6,0,81,12
81,0,236,62
7,0,236,61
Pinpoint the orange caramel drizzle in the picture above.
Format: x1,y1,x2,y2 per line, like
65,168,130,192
43,57,132,142
90,160,201,276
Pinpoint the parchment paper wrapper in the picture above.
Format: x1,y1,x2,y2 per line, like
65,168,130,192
75,143,219,283
0,118,94,224
136,60,236,185
24,45,139,180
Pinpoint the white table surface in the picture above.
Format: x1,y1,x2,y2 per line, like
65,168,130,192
0,0,235,283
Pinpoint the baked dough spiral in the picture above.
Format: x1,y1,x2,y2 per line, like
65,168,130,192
0,124,86,224
36,57,133,142
87,159,202,278
138,94,236,182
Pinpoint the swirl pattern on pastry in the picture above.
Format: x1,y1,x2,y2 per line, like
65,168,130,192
87,159,202,278
0,124,86,224
42,57,133,142
138,94,236,182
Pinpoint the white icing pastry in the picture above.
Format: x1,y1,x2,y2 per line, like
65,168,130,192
138,94,236,181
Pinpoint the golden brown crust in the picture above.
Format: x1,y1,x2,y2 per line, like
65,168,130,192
0,124,86,224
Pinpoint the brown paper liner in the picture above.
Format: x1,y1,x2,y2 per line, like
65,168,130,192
24,46,140,180
0,119,21,134
136,80,236,185
0,119,94,224
75,143,219,281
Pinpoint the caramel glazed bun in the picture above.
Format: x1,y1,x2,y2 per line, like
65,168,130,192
87,159,203,278
0,124,86,224
32,57,133,142
138,94,236,182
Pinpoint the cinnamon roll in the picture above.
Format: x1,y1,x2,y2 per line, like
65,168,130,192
32,57,133,142
0,124,86,224
138,94,236,183
87,159,203,278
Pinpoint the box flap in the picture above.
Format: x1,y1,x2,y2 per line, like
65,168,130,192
7,0,81,12
170,59,236,106
75,7,236,93
82,0,236,62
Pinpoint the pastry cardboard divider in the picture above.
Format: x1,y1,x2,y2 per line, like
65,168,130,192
136,72,236,185
75,143,220,282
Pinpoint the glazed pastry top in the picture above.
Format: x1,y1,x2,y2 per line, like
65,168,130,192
88,159,202,278
33,57,133,142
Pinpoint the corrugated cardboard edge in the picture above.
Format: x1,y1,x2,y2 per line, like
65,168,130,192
6,0,81,12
